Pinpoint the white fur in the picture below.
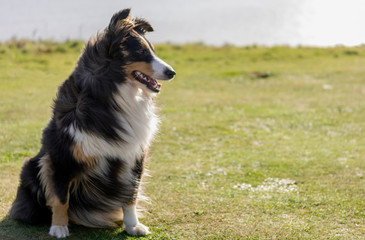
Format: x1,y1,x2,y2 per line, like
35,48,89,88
125,223,150,236
151,56,172,80
123,204,150,236
49,225,69,238
69,79,159,166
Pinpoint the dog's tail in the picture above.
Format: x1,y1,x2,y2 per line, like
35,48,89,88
8,154,51,224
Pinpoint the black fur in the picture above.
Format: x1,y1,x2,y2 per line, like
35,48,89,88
68,158,135,213
9,151,51,224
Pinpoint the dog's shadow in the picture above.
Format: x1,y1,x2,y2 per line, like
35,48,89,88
0,216,132,240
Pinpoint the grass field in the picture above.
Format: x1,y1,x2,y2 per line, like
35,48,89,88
0,40,364,239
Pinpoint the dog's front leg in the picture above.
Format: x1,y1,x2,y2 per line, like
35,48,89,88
122,204,150,236
39,155,72,238
48,196,70,238
47,181,72,238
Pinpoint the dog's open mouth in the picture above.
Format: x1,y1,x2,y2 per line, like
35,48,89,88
132,71,161,93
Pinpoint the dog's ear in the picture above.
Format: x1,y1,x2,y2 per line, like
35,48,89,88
108,9,132,32
134,18,154,34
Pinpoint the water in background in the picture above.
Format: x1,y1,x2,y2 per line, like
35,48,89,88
0,0,364,46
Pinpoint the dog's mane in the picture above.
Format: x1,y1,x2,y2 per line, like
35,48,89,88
52,9,155,141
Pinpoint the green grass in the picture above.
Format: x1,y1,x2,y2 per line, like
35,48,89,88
0,40,365,239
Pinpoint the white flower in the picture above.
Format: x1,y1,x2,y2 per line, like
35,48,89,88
234,178,298,193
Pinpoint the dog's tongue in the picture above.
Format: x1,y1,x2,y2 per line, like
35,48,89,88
133,71,161,92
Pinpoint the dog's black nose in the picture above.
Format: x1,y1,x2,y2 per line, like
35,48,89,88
165,69,176,79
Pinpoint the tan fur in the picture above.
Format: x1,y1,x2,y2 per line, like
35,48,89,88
72,144,97,167
149,41,155,52
38,154,54,202
50,198,69,226
140,39,150,51
115,17,132,31
140,35,155,52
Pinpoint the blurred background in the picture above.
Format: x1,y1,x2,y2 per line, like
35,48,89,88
0,0,364,46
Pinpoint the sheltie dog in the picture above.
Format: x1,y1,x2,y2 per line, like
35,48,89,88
9,9,175,238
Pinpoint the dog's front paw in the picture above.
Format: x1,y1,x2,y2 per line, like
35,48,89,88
125,223,150,236
49,225,69,238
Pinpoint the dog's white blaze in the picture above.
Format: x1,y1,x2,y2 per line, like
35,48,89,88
69,79,159,166
151,55,172,80
139,34,173,80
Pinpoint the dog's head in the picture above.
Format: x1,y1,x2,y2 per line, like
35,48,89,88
100,9,175,93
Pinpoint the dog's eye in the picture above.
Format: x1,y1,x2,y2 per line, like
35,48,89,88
140,48,149,55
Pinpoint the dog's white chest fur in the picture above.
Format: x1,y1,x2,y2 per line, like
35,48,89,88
70,80,159,164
